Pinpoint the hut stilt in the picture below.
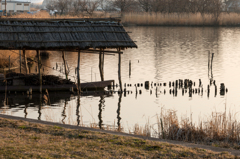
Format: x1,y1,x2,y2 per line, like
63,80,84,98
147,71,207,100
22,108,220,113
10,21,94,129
77,50,81,94
62,51,68,80
118,48,122,91
19,50,21,73
99,48,104,81
37,50,42,93
23,50,29,74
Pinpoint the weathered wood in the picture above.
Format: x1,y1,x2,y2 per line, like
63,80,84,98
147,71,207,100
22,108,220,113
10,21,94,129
129,60,131,77
23,50,29,74
118,48,122,91
102,49,104,81
19,50,21,73
77,50,81,94
8,56,10,71
37,50,42,93
0,80,115,92
62,51,68,80
99,49,104,81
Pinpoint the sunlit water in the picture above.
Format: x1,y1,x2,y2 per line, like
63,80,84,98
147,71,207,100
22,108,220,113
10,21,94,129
2,26,240,133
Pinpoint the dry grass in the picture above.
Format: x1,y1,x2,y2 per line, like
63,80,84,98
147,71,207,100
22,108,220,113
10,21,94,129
131,108,240,150
122,12,240,26
0,117,236,158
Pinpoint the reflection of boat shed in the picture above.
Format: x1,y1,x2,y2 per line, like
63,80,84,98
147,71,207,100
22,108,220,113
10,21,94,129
0,18,137,93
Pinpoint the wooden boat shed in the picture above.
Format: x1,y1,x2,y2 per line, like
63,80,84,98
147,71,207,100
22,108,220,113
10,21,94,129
0,18,137,93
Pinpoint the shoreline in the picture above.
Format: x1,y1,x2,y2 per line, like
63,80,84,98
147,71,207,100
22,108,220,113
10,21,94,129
0,114,239,157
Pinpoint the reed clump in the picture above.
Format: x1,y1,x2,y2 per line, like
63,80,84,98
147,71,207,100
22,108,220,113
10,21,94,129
122,12,240,26
134,108,240,150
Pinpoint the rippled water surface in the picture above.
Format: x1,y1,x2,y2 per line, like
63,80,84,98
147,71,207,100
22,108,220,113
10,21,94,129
2,26,240,132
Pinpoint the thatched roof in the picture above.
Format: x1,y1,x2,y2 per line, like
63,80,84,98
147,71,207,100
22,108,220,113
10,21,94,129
0,18,137,51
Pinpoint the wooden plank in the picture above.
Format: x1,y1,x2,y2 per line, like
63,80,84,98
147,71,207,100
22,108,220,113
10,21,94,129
0,80,114,92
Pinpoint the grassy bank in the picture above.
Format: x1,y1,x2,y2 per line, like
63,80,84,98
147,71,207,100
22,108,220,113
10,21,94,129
122,12,240,26
0,117,236,158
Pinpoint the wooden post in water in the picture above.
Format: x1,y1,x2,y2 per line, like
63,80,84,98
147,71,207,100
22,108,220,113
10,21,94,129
129,60,131,78
37,50,42,93
102,49,104,81
77,50,81,94
99,50,103,81
19,50,21,73
99,49,104,81
8,56,10,71
23,50,29,74
62,51,68,80
118,48,122,91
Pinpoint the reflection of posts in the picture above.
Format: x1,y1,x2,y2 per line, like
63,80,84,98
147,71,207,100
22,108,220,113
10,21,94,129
62,100,67,124
98,95,104,129
76,95,80,126
117,93,122,131
38,94,42,120
24,104,28,118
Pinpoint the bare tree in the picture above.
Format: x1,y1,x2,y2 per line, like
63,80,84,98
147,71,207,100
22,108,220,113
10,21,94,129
55,0,70,15
46,0,56,11
138,0,151,12
86,1,99,16
111,0,134,15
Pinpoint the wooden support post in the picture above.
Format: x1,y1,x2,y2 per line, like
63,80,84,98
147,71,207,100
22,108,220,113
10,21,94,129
129,60,131,78
77,50,81,94
19,50,21,73
99,49,104,81
62,51,68,80
37,50,42,93
118,48,122,91
102,49,104,81
99,51,102,81
23,50,29,74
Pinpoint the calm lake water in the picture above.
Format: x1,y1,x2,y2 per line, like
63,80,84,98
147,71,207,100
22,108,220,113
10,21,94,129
1,26,240,133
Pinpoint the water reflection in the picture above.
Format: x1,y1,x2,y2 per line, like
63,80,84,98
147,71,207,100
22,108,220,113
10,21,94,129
62,100,67,124
76,95,80,126
117,93,122,131
98,95,105,129
24,104,28,118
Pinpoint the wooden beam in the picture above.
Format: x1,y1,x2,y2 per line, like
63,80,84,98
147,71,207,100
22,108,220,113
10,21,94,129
37,50,42,93
62,51,68,80
19,50,21,73
77,50,81,94
23,50,29,74
118,48,122,91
